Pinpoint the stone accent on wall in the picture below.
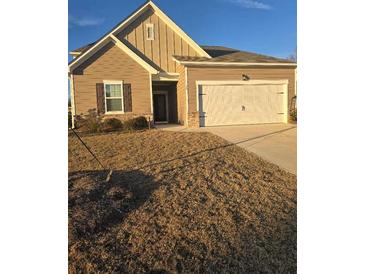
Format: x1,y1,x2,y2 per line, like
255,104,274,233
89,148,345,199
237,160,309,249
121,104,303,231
187,112,200,128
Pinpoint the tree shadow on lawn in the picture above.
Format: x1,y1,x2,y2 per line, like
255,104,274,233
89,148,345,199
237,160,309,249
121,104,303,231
132,127,297,173
68,169,159,242
68,168,296,273
69,169,165,272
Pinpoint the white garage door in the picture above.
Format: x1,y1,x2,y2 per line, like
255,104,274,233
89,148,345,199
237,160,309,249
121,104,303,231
198,81,288,127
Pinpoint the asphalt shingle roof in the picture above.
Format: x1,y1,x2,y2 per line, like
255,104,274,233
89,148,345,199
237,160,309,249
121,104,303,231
175,45,295,64
71,42,294,65
71,42,96,53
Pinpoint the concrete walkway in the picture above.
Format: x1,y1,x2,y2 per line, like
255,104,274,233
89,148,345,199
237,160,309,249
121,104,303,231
157,123,297,175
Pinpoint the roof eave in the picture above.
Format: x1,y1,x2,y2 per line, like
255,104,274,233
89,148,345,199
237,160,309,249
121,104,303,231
68,0,152,70
68,36,159,74
173,59,297,67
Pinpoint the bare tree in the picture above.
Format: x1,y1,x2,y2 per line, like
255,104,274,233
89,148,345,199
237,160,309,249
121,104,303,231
288,47,297,62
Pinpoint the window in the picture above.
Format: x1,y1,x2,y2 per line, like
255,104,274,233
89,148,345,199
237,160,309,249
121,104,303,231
146,23,154,40
104,81,124,113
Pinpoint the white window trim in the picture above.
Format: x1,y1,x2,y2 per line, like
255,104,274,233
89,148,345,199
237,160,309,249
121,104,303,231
146,23,154,40
103,80,124,114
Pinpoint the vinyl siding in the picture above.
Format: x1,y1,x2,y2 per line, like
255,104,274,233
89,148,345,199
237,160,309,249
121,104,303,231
116,9,201,73
186,66,296,123
73,42,151,116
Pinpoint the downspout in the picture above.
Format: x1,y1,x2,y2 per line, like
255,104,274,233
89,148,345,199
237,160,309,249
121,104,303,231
295,68,297,96
184,67,189,127
69,74,76,129
149,73,154,124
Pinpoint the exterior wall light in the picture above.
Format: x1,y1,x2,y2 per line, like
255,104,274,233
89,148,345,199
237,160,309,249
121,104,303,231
242,74,250,81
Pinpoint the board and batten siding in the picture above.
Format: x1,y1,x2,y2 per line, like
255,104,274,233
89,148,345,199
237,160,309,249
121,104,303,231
73,42,151,116
116,9,199,73
186,66,296,122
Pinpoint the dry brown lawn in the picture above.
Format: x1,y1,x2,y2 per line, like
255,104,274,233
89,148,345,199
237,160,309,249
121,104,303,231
68,129,296,273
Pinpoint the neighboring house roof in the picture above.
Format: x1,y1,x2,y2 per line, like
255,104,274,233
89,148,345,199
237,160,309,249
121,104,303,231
69,0,210,72
71,42,95,54
199,46,241,58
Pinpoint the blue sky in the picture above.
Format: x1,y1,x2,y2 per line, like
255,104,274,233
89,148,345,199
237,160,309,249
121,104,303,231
68,0,296,62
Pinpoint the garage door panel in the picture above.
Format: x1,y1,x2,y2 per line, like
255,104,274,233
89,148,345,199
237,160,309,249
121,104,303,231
199,83,287,126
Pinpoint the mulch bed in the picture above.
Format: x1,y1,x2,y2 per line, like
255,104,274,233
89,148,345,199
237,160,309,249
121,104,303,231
69,130,296,273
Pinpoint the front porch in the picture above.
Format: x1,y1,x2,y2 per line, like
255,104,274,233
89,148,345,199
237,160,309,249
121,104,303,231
152,81,178,124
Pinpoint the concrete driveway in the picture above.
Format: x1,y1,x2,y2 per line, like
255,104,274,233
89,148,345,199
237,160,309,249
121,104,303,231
159,123,297,174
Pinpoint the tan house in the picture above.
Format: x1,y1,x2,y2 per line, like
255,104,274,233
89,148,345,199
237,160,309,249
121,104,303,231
69,0,297,128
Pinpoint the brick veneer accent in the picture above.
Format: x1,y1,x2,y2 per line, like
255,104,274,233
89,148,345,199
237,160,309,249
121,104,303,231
187,112,200,128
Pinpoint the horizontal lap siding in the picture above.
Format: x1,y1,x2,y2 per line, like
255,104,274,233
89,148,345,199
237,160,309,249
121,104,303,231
187,67,296,121
73,42,151,115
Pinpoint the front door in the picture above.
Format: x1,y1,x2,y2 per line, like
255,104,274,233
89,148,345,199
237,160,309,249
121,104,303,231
153,93,168,122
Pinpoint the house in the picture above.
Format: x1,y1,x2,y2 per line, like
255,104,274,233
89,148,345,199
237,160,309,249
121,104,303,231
68,0,296,128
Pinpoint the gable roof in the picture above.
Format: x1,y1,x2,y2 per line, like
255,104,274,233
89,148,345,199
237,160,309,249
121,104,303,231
71,40,296,67
69,1,210,72
173,45,296,66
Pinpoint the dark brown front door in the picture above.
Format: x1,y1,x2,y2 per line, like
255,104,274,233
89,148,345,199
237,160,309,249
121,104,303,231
153,93,167,122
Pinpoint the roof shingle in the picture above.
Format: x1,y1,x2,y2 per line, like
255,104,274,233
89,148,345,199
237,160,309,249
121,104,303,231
174,45,295,64
71,42,294,65
71,42,96,53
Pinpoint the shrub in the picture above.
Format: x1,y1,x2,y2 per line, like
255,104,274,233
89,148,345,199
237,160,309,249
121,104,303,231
76,109,102,133
102,118,123,132
290,108,297,122
123,116,148,131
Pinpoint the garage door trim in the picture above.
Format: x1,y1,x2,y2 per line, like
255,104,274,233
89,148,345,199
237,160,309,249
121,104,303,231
196,80,289,127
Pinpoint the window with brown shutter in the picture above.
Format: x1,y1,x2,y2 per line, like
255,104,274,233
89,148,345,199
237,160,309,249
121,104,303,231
96,83,105,115
102,81,124,113
123,83,132,112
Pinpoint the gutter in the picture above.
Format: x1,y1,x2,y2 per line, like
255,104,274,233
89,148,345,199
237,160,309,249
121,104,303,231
172,57,297,67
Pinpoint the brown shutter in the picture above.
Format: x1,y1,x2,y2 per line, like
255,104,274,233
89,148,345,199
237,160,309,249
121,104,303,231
123,83,132,112
96,83,105,115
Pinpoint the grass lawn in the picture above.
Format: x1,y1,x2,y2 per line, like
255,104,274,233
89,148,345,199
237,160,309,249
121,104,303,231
68,129,296,273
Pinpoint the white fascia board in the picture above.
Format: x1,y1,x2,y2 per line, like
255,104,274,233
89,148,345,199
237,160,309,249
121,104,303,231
152,74,179,81
69,38,113,72
173,59,297,67
68,1,151,71
68,35,158,74
110,35,158,74
69,1,211,72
